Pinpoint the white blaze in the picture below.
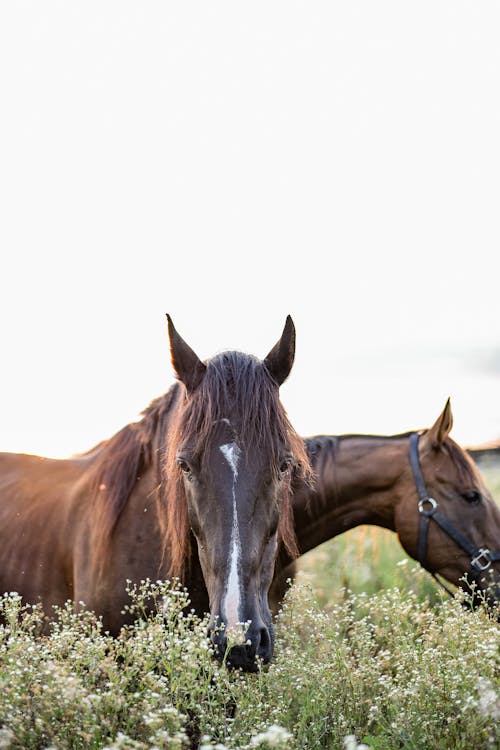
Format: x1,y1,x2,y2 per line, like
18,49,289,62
219,441,242,631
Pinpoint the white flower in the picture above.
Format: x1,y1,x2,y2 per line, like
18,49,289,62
0,728,15,750
476,677,500,720
250,724,292,747
343,736,369,750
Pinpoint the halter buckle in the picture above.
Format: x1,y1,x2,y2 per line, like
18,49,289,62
418,497,437,516
471,548,492,572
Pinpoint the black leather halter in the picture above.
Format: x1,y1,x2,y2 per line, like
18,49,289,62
409,432,500,594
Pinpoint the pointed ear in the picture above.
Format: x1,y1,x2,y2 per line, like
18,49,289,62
263,315,296,386
166,315,206,393
422,398,453,450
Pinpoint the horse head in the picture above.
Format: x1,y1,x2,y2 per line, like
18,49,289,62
395,399,500,609
165,315,309,671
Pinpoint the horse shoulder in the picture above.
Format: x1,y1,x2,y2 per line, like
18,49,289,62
70,459,160,622
0,451,92,610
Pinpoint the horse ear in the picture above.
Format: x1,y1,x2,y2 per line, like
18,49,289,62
263,315,296,386
166,315,206,393
423,398,454,450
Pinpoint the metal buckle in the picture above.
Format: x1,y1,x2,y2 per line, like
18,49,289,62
471,548,492,572
418,497,437,516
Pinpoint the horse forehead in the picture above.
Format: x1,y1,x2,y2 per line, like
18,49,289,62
214,438,268,473
211,418,237,443
219,441,241,476
422,446,462,477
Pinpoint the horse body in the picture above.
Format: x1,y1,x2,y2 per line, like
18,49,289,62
0,317,310,671
0,452,83,611
271,401,500,608
0,449,161,630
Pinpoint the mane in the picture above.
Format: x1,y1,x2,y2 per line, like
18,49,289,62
163,351,312,578
89,352,312,580
304,430,479,505
303,432,415,488
305,435,338,468
88,386,179,562
337,430,416,442
303,435,340,504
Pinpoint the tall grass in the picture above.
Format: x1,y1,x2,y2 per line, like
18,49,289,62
0,578,498,749
296,526,442,609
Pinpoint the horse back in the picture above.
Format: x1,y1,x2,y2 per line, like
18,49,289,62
0,451,91,611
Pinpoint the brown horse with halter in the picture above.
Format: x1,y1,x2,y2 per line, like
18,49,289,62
0,316,310,672
271,400,500,610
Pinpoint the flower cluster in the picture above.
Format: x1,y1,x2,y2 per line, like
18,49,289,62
0,575,498,748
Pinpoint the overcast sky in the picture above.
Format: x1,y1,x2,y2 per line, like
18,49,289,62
1,2,499,457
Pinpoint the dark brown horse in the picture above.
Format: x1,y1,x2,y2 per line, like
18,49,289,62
271,400,500,609
0,316,310,671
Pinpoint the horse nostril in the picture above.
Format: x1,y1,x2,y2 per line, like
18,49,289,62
208,618,274,671
244,623,273,665
254,625,273,663
207,623,227,661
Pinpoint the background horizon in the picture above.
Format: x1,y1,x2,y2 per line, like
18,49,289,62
1,2,499,458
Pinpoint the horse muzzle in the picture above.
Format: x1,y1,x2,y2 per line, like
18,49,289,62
209,616,274,672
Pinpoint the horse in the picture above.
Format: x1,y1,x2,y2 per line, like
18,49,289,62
270,400,500,610
0,316,311,672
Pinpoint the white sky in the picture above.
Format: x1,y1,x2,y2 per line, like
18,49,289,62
1,2,499,457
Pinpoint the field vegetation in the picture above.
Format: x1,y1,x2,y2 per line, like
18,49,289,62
0,466,498,749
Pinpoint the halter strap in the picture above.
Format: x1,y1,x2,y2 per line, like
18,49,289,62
409,432,434,565
409,432,428,503
408,432,500,585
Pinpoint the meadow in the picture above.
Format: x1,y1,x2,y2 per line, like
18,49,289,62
0,466,498,750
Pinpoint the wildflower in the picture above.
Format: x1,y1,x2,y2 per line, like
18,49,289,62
102,732,146,749
0,727,15,750
250,724,292,747
343,735,369,750
476,678,500,721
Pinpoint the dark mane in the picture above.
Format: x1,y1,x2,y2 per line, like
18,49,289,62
304,432,416,487
170,351,303,471
337,430,416,442
164,351,312,577
305,430,416,461
304,431,479,504
89,352,312,580
88,385,179,558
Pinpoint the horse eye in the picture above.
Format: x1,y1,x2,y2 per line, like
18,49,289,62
176,458,192,476
462,490,481,505
278,457,293,478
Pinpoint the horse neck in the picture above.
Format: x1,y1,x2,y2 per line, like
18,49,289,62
294,434,411,555
84,390,180,568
